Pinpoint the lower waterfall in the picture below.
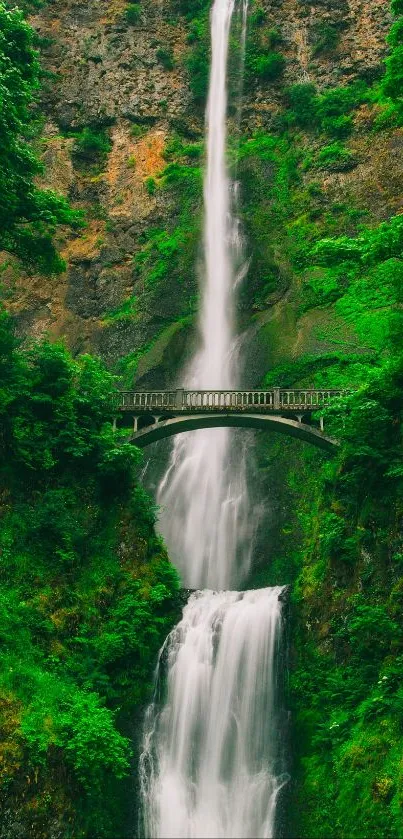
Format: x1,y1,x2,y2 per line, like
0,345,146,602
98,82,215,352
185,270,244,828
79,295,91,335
139,588,288,839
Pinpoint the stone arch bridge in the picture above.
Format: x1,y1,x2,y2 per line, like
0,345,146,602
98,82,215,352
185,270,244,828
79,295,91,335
113,388,345,453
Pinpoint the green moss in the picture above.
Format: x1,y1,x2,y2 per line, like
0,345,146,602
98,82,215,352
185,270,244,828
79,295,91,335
317,141,358,171
383,45,403,100
145,175,157,195
73,127,112,161
245,14,285,85
310,21,341,56
250,50,286,81
125,3,141,25
156,46,175,70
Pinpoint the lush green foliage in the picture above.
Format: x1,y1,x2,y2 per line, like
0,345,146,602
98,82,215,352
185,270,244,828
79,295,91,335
0,4,81,272
73,127,112,161
125,3,142,25
288,353,403,838
0,310,180,835
245,12,285,85
285,80,369,133
250,50,285,81
239,7,403,837
184,8,210,106
316,140,357,171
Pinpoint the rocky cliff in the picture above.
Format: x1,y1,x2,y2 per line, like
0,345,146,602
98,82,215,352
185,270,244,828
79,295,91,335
3,0,400,390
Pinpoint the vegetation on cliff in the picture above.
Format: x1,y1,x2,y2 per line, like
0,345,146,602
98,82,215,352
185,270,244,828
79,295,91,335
0,3,81,273
0,9,180,836
237,3,403,836
0,307,180,837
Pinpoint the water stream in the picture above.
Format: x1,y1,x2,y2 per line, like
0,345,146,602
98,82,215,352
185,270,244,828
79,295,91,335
139,2,287,836
157,0,253,591
140,589,287,839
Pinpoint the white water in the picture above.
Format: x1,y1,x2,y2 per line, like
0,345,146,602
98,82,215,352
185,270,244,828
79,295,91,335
139,3,287,836
157,0,253,591
140,589,287,839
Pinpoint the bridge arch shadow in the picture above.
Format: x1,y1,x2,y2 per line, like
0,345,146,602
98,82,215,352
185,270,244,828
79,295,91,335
128,413,339,454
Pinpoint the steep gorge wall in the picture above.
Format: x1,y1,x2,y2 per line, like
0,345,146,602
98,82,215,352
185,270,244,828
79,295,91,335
3,0,399,389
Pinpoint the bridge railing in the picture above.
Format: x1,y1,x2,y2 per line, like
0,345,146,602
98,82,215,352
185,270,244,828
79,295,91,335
115,389,345,412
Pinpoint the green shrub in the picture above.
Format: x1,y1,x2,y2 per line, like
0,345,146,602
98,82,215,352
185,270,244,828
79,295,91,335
0,4,82,273
391,0,403,13
145,176,157,195
286,82,318,127
252,51,286,81
250,5,266,26
185,36,209,105
316,82,368,120
266,27,283,47
388,18,403,47
156,47,175,70
74,127,111,160
175,0,209,15
245,13,285,86
311,22,341,56
310,214,403,268
383,45,403,99
125,3,141,24
321,114,353,138
317,141,357,171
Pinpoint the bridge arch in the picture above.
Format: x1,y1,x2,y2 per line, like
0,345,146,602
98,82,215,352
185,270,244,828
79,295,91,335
129,413,339,454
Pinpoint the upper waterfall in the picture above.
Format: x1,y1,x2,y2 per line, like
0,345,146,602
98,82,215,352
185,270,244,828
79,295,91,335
196,0,236,391
157,0,254,591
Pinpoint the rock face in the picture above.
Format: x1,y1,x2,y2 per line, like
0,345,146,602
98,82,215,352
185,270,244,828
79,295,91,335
4,0,194,377
3,0,398,388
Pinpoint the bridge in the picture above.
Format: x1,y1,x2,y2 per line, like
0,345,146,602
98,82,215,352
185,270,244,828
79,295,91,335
113,388,345,453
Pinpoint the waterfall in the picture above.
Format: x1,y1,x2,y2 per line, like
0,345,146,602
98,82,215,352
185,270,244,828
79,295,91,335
139,3,288,836
157,0,253,591
140,589,288,839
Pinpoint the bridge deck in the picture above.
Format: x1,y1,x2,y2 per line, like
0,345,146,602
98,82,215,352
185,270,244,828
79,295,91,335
116,388,344,414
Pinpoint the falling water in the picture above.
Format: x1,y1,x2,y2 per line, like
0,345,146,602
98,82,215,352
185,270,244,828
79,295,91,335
140,589,288,839
139,3,288,836
157,0,253,591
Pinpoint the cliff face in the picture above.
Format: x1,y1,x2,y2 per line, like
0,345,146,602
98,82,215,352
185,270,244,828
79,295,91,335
4,0,194,379
3,0,399,389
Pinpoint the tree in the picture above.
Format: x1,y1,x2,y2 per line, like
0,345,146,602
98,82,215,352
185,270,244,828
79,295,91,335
0,4,81,273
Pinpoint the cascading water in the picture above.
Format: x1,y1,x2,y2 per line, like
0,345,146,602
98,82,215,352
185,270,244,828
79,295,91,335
140,589,287,839
139,2,288,836
157,0,253,591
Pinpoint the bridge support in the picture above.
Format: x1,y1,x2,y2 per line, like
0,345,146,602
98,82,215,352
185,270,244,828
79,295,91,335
112,417,117,433
129,413,339,454
175,389,184,409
